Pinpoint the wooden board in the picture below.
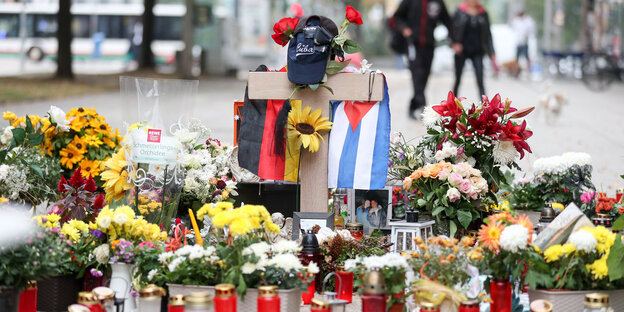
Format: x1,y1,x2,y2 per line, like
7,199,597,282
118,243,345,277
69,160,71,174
247,72,385,213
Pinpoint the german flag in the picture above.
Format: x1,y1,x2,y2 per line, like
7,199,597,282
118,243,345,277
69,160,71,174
237,65,300,182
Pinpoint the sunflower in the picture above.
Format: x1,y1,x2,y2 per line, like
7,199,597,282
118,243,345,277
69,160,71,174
68,107,96,118
83,134,103,148
103,136,117,149
286,101,332,153
68,135,88,154
70,116,89,132
79,159,102,178
478,221,504,251
89,118,112,135
101,147,133,203
59,146,84,169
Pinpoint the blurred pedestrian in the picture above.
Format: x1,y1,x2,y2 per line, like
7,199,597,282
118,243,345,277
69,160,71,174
511,11,535,69
393,0,455,120
451,0,494,97
129,18,143,62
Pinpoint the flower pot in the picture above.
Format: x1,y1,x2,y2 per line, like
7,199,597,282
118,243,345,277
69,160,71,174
109,263,136,312
405,211,419,223
489,279,511,312
167,284,301,312
528,289,624,312
37,275,82,312
0,286,20,312
388,301,404,312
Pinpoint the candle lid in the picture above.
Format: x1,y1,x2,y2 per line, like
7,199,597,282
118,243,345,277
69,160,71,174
169,295,185,306
301,229,321,253
258,285,278,297
67,304,91,312
139,284,166,298
26,280,37,290
345,223,363,231
215,284,236,298
460,300,479,307
420,302,440,311
311,298,331,309
585,293,609,308
92,287,114,300
185,292,213,306
362,270,386,295
530,299,553,312
77,291,99,305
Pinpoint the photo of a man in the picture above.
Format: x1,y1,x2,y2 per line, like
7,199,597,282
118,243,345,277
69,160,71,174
352,189,391,234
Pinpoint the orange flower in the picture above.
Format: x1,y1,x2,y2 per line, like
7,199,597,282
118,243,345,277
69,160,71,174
409,169,422,180
478,222,504,251
428,164,443,178
488,211,513,224
513,215,534,242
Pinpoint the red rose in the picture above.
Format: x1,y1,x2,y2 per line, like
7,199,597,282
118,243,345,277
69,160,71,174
345,5,363,25
272,17,299,46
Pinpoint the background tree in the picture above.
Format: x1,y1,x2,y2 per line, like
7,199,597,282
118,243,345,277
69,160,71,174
140,0,155,68
56,0,73,79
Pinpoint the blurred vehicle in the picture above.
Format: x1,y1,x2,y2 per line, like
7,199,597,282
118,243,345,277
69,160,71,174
581,36,623,91
0,2,184,64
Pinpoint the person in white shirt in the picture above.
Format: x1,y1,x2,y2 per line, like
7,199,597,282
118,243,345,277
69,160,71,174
511,11,535,69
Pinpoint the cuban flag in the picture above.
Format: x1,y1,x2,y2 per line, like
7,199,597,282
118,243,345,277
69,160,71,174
328,80,390,190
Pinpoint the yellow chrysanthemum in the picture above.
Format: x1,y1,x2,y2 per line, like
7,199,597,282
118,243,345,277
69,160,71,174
286,101,332,153
101,148,133,203
79,159,101,178
585,226,616,254
61,223,81,242
83,134,103,148
212,210,236,228
265,221,281,234
68,135,88,154
561,243,576,256
544,244,564,262
59,146,84,169
586,254,609,280
3,111,16,121
0,196,7,204
229,218,253,236
212,202,234,217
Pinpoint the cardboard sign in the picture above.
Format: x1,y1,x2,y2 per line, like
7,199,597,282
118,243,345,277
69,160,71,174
131,129,178,165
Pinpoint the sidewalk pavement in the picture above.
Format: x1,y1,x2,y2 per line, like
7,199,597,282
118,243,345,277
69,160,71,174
1,67,623,191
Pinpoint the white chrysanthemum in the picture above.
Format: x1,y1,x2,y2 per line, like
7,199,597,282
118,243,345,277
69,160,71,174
569,230,597,252
168,257,185,272
422,105,442,128
272,240,300,254
307,262,320,274
158,252,174,263
243,242,271,257
336,229,354,241
242,262,258,274
561,152,591,168
380,253,409,269
97,215,112,229
267,253,303,272
434,142,458,161
493,141,519,165
0,126,14,145
147,269,158,281
499,224,529,252
112,213,129,226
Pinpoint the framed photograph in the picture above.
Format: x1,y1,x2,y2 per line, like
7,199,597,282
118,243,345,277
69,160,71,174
292,212,334,240
347,187,392,234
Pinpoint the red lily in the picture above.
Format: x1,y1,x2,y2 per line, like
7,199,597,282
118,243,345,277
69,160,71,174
433,91,463,118
500,120,533,158
467,107,503,138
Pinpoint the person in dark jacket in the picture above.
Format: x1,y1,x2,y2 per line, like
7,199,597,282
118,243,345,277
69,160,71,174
451,0,495,97
394,0,458,120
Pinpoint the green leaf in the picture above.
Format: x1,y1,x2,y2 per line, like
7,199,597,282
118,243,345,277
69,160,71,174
320,84,334,95
343,39,361,54
27,134,43,146
417,199,427,207
613,215,624,231
25,115,33,133
326,60,350,75
449,221,457,238
457,210,473,229
0,150,6,163
29,163,44,178
607,234,624,281
308,84,320,91
11,128,26,146
432,206,445,216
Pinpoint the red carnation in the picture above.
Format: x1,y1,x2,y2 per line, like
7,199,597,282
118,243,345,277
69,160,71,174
85,176,97,193
216,180,227,190
58,176,68,193
68,168,85,188
93,193,105,209
345,5,363,25
272,17,299,46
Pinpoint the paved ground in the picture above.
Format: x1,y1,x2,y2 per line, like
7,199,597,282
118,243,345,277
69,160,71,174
1,61,623,192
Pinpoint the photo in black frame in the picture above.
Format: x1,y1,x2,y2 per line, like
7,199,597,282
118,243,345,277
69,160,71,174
292,212,334,240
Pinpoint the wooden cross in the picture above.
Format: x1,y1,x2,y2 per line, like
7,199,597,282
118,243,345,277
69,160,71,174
247,72,385,213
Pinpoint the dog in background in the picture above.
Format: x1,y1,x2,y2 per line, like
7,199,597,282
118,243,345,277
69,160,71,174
502,60,522,78
537,80,567,123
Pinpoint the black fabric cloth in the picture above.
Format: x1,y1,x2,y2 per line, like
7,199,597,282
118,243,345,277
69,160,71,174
408,47,435,112
238,65,269,174
393,0,453,50
516,44,529,61
452,9,494,57
461,15,483,54
453,51,485,97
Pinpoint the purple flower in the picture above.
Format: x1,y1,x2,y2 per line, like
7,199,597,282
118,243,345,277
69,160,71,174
399,152,404,160
37,232,44,239
33,261,38,266
90,268,104,277
91,229,106,240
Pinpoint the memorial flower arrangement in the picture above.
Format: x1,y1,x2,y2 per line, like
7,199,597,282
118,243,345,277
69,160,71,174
346,253,410,307
179,137,237,212
403,161,488,237
476,212,537,287
317,230,386,282
419,92,534,198
406,236,484,308
387,131,425,184
142,244,222,287
526,226,624,290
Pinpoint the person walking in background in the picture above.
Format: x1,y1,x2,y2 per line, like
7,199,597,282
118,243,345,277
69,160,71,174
511,11,535,70
452,0,495,98
393,0,456,120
